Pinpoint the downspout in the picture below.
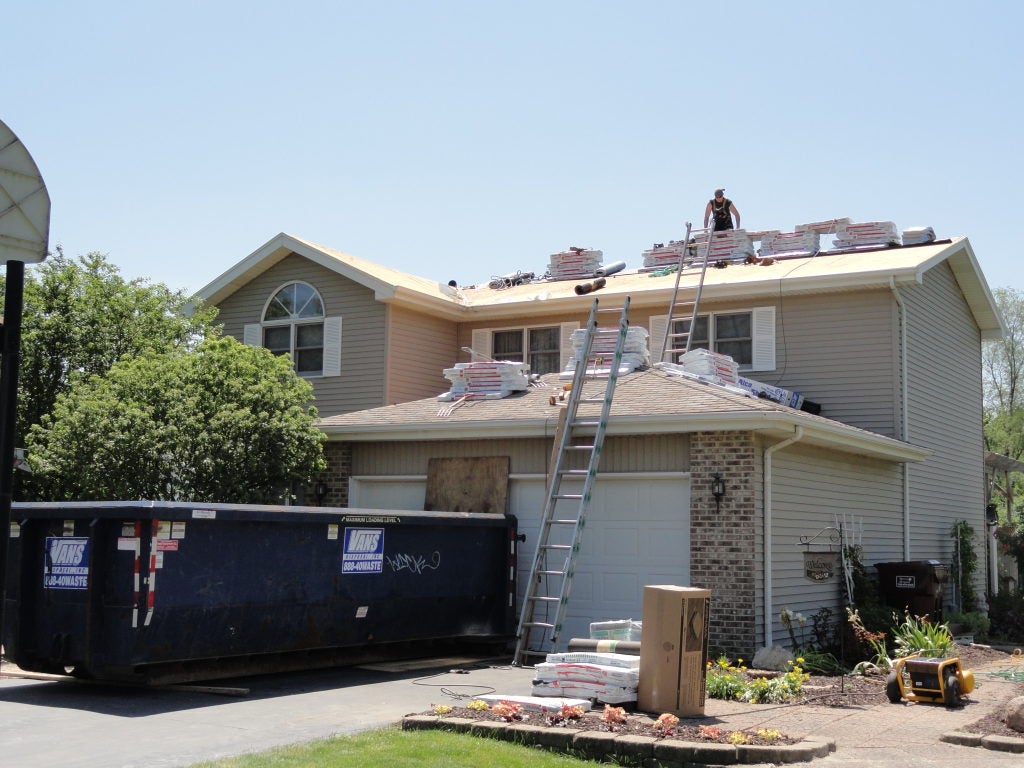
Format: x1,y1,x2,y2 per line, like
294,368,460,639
764,425,804,649
889,278,911,560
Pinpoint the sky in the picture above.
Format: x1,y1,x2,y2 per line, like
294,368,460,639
4,1,1023,298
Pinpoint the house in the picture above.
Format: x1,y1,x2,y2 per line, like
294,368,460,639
194,229,1003,656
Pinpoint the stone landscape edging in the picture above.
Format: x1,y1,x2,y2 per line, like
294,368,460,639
941,730,1024,754
401,714,836,765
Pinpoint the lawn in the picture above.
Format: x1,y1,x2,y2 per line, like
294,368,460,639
190,726,598,767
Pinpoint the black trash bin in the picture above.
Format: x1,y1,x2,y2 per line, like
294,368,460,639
874,560,949,620
3,501,517,684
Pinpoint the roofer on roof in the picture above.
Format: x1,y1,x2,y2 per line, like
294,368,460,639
704,188,740,231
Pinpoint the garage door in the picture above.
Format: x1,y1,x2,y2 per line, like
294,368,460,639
349,472,690,650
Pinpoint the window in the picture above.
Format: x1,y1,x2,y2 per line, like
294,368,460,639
262,282,326,376
492,326,561,375
674,312,753,367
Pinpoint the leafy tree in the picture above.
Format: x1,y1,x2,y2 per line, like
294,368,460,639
983,286,1024,418
12,249,217,449
25,336,325,503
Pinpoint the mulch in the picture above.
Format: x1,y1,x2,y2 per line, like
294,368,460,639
417,643,1024,744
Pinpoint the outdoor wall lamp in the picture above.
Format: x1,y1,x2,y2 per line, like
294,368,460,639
314,481,329,505
711,474,726,512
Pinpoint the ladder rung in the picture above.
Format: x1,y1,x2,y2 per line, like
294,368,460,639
554,493,583,500
557,469,590,476
523,621,555,629
571,420,600,428
536,570,566,577
541,543,572,550
546,518,580,525
565,444,594,451
580,396,607,403
528,595,561,603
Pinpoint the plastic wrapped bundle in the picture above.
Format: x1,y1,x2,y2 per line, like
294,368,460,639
560,326,649,378
901,226,936,245
760,230,820,257
438,361,531,401
534,662,640,688
548,247,603,280
796,217,852,234
545,651,641,669
676,348,739,384
531,678,637,704
641,240,691,270
737,375,805,409
832,221,900,248
689,228,755,261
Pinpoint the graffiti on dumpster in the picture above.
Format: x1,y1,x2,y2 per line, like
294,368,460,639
386,551,441,575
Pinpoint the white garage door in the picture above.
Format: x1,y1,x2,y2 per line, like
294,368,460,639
349,472,690,650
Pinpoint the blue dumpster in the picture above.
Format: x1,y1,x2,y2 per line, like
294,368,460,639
3,502,516,684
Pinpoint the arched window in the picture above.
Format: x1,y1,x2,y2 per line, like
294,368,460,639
262,282,326,376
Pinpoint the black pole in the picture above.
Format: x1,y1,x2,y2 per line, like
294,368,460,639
0,260,25,661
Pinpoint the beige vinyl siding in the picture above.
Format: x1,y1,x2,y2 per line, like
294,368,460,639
352,434,689,477
754,290,900,436
902,263,987,570
767,442,904,643
385,306,458,404
215,252,387,417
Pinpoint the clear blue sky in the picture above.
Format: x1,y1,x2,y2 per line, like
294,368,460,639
5,1,1022,296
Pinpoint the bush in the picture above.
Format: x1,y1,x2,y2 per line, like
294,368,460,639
988,593,1024,641
945,610,991,639
891,611,953,658
705,657,809,703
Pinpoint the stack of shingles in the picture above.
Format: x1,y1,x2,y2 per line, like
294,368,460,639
641,240,690,270
901,226,936,245
760,229,820,257
690,228,755,262
438,361,530,402
796,217,852,235
675,348,739,384
561,326,649,378
832,221,901,248
532,651,640,704
548,247,603,280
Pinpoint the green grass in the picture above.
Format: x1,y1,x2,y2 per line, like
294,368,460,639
189,726,600,767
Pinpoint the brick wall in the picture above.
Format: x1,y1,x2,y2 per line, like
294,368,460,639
689,431,758,656
319,441,352,507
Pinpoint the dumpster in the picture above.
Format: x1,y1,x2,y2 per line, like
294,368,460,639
874,560,949,620
3,501,517,684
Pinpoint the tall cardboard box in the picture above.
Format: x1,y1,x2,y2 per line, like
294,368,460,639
637,585,711,715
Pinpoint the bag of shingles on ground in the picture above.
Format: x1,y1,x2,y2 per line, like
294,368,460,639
532,651,640,704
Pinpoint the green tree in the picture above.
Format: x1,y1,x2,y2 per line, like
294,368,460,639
13,249,217,448
25,336,325,503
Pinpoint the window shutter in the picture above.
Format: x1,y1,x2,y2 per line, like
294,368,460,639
322,316,342,377
559,321,579,371
243,323,261,347
751,306,776,371
470,328,492,361
649,315,668,364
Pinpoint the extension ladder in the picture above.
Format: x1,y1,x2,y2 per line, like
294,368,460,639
512,297,631,666
657,221,715,364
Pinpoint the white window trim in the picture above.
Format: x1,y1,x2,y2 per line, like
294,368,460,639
242,281,342,378
649,306,775,371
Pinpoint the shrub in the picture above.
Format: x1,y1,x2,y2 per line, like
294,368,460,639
705,657,809,703
891,611,953,658
988,593,1024,640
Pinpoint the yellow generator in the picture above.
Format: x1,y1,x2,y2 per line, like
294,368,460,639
886,655,975,708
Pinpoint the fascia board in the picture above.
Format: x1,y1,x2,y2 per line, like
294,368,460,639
322,410,929,463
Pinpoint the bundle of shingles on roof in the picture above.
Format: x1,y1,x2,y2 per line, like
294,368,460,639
659,349,806,408
641,240,692,270
831,220,901,249
689,228,756,263
758,229,821,257
548,247,604,280
532,651,640,704
561,326,649,378
901,226,936,245
437,361,531,402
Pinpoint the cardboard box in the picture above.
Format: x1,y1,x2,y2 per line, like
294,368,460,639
637,585,711,716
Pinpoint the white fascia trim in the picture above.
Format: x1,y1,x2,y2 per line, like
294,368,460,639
322,411,930,462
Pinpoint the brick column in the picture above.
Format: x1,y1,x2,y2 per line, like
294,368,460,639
689,431,758,656
320,441,352,507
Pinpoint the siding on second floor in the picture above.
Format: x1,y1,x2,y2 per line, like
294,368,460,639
216,252,389,415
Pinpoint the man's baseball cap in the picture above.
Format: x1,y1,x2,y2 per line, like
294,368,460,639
714,188,725,196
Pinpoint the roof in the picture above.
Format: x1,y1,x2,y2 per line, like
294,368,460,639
193,233,1004,338
320,367,930,463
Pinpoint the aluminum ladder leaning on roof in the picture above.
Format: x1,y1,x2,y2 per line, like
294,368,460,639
657,221,715,364
512,296,631,667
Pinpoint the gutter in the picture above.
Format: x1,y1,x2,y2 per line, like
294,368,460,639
890,277,911,560
763,425,804,649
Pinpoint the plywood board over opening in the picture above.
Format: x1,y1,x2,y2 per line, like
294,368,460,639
425,456,510,513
